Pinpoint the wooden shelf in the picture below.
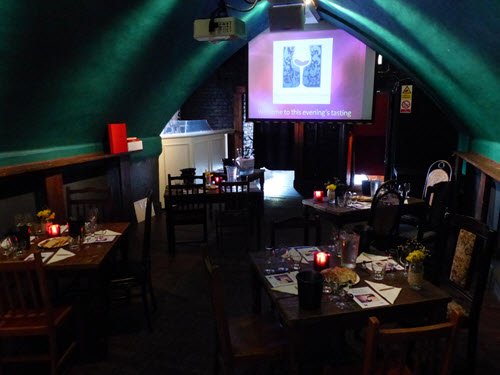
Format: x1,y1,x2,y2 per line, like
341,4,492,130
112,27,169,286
455,152,500,182
0,152,134,178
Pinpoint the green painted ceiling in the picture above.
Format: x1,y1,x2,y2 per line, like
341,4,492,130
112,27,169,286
1,0,499,166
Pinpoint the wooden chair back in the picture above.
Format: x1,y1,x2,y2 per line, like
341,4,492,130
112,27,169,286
362,312,462,375
368,186,403,250
165,174,207,254
166,174,207,225
217,180,251,211
0,251,53,326
423,160,452,200
203,254,234,370
66,186,112,222
373,179,400,198
0,252,76,374
416,181,452,241
439,213,496,370
270,215,321,248
142,189,153,267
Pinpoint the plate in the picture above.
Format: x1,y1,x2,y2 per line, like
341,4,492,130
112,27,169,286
352,195,372,202
37,236,70,249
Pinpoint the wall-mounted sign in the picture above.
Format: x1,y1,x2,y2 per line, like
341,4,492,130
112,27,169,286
400,84,413,113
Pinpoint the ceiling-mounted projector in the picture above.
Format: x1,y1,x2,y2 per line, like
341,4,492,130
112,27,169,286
193,17,246,42
268,0,305,31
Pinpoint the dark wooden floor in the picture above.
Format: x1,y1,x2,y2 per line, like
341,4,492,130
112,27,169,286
9,194,495,375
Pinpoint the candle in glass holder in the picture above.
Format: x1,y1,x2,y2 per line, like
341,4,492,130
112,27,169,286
47,224,60,237
313,190,324,202
314,251,330,272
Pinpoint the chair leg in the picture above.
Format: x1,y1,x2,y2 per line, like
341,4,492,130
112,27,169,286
141,284,153,331
49,332,58,375
466,325,478,374
166,222,176,255
148,277,158,311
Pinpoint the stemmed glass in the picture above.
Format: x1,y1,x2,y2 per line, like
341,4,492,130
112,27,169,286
85,208,99,244
1,235,16,258
264,246,276,275
399,253,409,276
292,44,311,88
330,281,353,310
403,182,411,201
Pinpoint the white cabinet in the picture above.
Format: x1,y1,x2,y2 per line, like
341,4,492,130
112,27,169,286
158,129,233,207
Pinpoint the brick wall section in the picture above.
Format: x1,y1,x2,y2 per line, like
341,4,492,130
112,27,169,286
181,48,248,130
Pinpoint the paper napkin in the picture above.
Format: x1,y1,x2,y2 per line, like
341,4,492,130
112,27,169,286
365,280,401,304
24,251,54,263
46,248,75,264
271,284,298,295
60,224,68,233
285,248,309,264
83,235,115,244
95,229,122,236
356,252,389,263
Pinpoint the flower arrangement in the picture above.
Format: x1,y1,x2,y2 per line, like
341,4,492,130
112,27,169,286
36,209,55,222
398,239,429,264
406,249,429,264
325,177,340,191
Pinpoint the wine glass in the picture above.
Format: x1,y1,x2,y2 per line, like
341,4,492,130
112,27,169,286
264,246,276,275
403,182,411,200
292,44,311,88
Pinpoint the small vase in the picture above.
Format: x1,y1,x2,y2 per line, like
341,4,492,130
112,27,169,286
408,262,424,290
327,190,335,205
44,221,52,235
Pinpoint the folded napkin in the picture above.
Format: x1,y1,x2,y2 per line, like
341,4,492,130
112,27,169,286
365,280,401,304
359,254,404,272
30,235,36,244
60,224,68,233
271,284,298,295
95,229,122,236
284,248,309,264
357,252,389,263
46,249,75,264
24,251,54,263
83,235,115,244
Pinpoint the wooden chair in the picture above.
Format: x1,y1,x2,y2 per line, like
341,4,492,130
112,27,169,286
423,160,452,200
438,213,496,373
360,185,404,252
399,181,452,242
109,189,157,331
270,214,321,248
66,186,112,222
203,252,288,375
324,312,462,375
215,180,254,252
362,313,462,375
0,252,76,375
165,174,207,255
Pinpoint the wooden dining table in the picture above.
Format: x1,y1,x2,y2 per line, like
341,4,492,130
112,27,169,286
2,221,131,362
249,248,450,374
165,169,266,252
302,196,426,228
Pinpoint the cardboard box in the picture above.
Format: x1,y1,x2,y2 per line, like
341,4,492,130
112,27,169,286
127,140,143,152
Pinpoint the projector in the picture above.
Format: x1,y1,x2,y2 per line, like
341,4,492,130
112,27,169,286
193,17,246,42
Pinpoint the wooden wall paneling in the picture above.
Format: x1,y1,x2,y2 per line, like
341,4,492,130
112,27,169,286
232,86,245,158
45,173,65,222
